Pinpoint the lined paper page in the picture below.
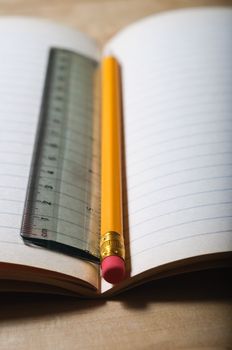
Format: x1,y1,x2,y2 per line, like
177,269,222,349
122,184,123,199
0,18,100,290
104,8,232,288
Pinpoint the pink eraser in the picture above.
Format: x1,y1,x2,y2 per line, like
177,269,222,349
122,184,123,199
101,256,125,284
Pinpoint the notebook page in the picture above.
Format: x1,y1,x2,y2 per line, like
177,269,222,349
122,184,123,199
0,18,100,290
102,8,232,290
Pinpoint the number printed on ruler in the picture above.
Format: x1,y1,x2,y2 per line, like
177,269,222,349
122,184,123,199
21,48,100,262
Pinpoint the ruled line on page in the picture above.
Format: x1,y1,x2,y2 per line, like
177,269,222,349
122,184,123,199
125,200,232,231
127,140,232,167
127,212,232,245
125,75,232,104
125,75,232,108
127,151,232,180
125,95,232,128
125,162,232,193
125,109,232,138
126,114,232,140
125,175,232,205
126,129,232,157
125,230,232,261
129,187,232,215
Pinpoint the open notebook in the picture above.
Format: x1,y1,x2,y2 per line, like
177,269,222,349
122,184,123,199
0,7,231,296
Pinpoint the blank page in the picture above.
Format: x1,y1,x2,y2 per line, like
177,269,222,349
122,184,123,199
0,18,100,290
103,8,232,289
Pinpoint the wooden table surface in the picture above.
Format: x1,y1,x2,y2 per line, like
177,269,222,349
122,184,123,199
0,1,232,349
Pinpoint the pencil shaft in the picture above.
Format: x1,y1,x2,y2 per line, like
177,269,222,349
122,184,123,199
101,57,123,237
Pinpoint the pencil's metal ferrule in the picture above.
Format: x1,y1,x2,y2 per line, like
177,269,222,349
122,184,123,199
100,231,125,261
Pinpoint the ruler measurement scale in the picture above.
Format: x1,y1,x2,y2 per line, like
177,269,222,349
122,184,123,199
21,49,100,262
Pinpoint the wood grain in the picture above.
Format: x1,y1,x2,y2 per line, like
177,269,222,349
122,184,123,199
0,1,231,349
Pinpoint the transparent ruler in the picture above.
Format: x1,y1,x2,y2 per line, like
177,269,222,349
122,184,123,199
21,48,100,263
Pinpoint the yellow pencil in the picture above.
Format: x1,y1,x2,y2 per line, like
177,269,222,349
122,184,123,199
100,56,125,284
